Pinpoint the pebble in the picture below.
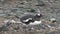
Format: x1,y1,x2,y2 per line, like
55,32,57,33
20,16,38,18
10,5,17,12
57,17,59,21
12,30,17,32
50,27,55,31
46,31,56,34
0,10,3,13
0,14,6,16
49,18,56,23
0,0,4,2
31,27,34,30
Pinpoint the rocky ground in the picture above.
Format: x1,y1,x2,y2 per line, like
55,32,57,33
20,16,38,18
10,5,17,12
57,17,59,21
0,0,60,34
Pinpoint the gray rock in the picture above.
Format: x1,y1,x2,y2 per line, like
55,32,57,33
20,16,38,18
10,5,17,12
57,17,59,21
46,31,56,34
0,25,8,31
0,14,6,16
49,18,56,23
0,10,3,13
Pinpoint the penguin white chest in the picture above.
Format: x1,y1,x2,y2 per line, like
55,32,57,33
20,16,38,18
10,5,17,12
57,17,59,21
29,20,42,25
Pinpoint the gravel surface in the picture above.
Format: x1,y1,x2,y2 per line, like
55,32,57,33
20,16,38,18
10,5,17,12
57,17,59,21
0,0,60,34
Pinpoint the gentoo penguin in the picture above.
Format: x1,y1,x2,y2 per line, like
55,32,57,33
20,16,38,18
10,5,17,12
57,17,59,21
20,9,42,25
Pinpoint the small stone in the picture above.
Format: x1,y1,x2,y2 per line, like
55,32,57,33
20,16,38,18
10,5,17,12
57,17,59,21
4,31,7,34
35,3,45,6
0,14,6,16
0,0,4,2
27,9,35,12
31,27,34,30
36,0,45,6
0,25,8,31
0,10,3,13
46,31,56,34
14,26,19,30
12,30,17,32
23,1,28,4
50,27,55,31
49,18,56,23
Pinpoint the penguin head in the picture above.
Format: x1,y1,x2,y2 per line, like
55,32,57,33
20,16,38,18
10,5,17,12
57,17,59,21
35,13,42,18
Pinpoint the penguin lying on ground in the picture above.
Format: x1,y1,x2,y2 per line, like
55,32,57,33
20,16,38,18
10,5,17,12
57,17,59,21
15,9,43,25
20,13,42,25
